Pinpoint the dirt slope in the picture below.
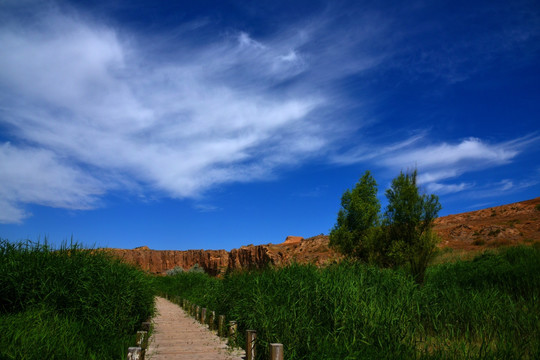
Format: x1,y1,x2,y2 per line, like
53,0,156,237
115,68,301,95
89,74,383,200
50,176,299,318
434,197,540,250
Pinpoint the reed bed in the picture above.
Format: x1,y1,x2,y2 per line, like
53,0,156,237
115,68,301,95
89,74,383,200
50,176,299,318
0,239,155,359
154,245,540,359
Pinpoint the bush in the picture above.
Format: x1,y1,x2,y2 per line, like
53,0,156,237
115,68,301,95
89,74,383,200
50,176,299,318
166,266,185,276
188,263,206,273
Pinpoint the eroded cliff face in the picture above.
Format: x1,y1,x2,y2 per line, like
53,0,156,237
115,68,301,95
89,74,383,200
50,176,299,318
106,248,230,276
106,197,540,275
106,234,341,275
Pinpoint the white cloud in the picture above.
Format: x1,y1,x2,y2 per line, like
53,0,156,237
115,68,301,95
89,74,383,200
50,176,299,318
425,182,471,195
0,5,389,223
0,143,104,223
458,178,540,200
335,135,539,195
1,3,537,222
386,137,518,169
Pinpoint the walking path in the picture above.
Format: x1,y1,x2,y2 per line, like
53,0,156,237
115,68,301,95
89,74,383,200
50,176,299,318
146,297,245,360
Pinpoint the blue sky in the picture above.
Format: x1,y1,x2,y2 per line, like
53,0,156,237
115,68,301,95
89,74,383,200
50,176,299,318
1,0,539,250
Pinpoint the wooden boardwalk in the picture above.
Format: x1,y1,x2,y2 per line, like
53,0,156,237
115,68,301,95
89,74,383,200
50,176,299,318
146,297,245,360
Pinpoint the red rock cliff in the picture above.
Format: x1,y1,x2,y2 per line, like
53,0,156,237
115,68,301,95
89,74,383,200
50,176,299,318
106,248,229,276
106,234,340,275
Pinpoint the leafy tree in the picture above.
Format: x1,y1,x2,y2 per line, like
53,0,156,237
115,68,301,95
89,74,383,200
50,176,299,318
329,171,380,259
330,169,441,284
383,169,442,283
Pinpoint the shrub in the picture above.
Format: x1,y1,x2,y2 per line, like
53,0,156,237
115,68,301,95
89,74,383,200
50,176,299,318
166,266,185,276
188,263,206,273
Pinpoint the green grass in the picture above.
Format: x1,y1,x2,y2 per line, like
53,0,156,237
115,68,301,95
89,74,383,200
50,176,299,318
0,239,155,359
155,245,540,359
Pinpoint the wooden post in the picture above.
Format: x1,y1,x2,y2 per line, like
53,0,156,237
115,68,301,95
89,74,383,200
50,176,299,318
201,308,207,324
269,343,284,360
141,322,151,332
229,320,237,341
218,315,226,337
127,347,142,360
209,310,215,330
136,331,148,360
246,330,257,360
196,305,200,321
136,331,148,348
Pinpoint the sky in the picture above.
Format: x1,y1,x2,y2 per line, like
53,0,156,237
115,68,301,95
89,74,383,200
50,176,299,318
0,0,539,250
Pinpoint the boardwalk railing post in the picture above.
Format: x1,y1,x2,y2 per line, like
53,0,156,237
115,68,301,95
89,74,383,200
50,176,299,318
136,330,148,348
196,305,200,321
127,347,142,360
136,331,148,360
228,320,237,344
246,330,256,360
201,308,207,324
209,310,215,330
218,315,226,337
270,343,284,360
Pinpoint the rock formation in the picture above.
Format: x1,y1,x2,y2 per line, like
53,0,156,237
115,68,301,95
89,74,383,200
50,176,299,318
106,234,340,275
107,248,229,276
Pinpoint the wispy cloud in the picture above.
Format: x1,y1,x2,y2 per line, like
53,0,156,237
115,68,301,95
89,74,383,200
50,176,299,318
0,2,538,224
0,4,390,223
0,143,104,223
334,134,540,195
456,178,540,201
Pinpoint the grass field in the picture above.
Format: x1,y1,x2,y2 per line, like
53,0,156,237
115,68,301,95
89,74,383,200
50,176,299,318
0,239,155,359
154,245,540,359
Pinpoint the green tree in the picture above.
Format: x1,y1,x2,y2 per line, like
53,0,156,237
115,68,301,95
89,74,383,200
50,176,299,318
329,171,380,259
384,169,442,283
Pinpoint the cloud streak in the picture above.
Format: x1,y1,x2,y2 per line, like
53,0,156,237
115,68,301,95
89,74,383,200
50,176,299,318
0,2,538,223
333,134,540,195
0,143,104,223
0,4,391,223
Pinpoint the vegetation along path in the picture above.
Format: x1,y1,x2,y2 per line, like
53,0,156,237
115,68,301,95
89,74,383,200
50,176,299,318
146,297,245,360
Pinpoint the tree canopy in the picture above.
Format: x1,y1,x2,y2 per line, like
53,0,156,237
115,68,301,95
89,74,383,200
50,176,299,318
329,171,380,259
330,169,442,283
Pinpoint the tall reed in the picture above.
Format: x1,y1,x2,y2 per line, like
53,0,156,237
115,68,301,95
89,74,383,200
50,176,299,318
154,245,540,359
0,239,155,359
